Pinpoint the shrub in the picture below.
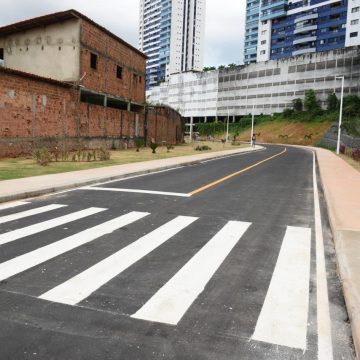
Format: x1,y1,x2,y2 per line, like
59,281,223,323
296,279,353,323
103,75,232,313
32,148,52,166
282,108,294,118
352,148,360,161
326,93,338,111
98,148,111,161
339,144,346,154
194,145,211,151
304,89,321,115
134,138,144,152
292,98,303,112
166,144,174,152
150,142,159,154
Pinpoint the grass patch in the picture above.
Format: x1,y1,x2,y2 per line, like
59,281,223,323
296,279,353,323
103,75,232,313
0,142,248,181
234,119,332,146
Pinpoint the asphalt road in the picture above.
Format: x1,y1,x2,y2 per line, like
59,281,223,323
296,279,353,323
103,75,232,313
0,145,355,359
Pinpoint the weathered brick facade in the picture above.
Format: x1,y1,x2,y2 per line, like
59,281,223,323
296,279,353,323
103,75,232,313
0,10,183,158
0,67,183,158
80,20,145,104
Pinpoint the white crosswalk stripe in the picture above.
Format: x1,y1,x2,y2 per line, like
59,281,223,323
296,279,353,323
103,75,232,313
132,220,251,325
0,207,313,349
0,201,30,211
39,216,198,305
251,226,312,350
0,207,106,246
0,211,149,282
0,204,67,224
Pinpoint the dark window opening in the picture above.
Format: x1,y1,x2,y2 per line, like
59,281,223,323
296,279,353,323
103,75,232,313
90,53,97,70
116,65,122,79
0,48,4,60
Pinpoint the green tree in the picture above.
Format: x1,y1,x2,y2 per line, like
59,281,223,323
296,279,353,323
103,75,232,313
304,89,321,113
292,98,303,112
218,65,225,70
326,93,338,111
343,95,360,117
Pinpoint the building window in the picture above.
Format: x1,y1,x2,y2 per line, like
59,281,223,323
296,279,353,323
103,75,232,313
350,31,358,37
0,48,3,66
261,30,267,35
261,40,266,44
351,19,359,25
352,6,360,12
260,50,266,55
90,53,97,70
116,65,122,79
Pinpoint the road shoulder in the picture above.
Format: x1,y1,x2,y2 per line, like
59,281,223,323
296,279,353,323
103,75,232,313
315,147,360,358
0,146,263,204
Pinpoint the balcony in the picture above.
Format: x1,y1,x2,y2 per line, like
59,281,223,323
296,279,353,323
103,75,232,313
293,36,317,45
261,8,287,21
294,24,317,34
292,47,316,56
294,13,318,23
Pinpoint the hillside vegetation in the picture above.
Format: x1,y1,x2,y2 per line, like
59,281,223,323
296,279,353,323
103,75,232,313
195,90,360,147
235,120,332,146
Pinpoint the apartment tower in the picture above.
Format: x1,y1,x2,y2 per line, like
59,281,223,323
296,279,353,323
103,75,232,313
139,0,206,89
244,0,360,64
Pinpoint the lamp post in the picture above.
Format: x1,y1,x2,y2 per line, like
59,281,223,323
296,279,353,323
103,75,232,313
335,75,344,155
250,103,255,146
226,108,230,142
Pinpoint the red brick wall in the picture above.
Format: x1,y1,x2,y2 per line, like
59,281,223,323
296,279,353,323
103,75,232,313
80,20,146,104
0,69,182,158
147,107,183,145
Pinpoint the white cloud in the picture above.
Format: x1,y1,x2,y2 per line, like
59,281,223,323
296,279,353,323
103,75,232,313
0,0,245,66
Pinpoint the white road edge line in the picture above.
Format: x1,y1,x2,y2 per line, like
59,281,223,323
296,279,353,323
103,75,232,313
131,220,251,325
81,186,191,198
0,207,106,246
0,211,149,282
90,166,186,187
39,215,198,305
0,204,67,225
251,226,311,350
0,201,30,211
313,151,334,359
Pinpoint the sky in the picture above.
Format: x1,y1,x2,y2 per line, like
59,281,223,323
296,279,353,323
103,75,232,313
0,0,245,67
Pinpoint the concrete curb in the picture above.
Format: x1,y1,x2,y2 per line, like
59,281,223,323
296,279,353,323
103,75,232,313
313,148,360,359
0,146,264,204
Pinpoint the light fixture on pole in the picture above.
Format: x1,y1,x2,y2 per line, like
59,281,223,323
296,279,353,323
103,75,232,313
251,103,255,146
226,108,230,142
335,75,344,155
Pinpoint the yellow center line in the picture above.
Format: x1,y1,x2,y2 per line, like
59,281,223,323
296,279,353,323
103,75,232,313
189,147,287,196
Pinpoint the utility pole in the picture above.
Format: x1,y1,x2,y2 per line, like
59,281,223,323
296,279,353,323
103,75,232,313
251,103,255,145
226,108,230,142
335,76,344,155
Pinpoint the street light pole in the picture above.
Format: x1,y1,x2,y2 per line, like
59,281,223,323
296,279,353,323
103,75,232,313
251,103,255,145
226,108,230,142
335,75,344,155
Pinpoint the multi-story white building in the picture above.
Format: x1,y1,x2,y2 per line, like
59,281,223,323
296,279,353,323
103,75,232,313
148,46,360,121
139,0,206,89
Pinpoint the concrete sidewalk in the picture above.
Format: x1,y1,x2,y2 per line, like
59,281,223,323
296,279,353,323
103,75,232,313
0,144,359,357
314,147,360,359
0,146,262,203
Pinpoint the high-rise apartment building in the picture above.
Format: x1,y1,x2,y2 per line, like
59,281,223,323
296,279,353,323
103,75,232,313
139,0,206,89
244,0,360,64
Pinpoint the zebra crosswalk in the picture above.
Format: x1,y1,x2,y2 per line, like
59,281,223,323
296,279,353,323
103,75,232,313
0,202,312,351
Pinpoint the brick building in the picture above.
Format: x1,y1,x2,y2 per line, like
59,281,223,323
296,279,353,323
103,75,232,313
0,10,183,157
